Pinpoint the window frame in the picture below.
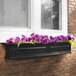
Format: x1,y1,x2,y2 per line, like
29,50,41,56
0,0,68,42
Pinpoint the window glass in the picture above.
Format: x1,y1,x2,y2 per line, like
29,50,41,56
0,0,4,26
41,0,60,30
0,0,29,28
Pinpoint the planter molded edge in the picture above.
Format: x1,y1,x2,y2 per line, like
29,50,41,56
3,42,71,59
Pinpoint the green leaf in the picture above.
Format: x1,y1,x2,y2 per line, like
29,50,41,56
30,42,35,45
24,42,29,44
33,40,36,43
68,40,72,44
58,40,61,42
25,42,35,45
12,41,16,43
17,40,23,47
68,40,75,46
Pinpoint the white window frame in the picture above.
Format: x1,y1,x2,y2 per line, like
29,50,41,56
0,0,68,42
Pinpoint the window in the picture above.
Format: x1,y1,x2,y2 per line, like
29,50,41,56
0,0,68,42
41,0,59,30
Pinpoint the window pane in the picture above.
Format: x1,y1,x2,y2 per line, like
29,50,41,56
41,0,59,30
0,0,4,26
0,0,29,28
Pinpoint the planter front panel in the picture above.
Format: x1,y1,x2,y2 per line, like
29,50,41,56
3,42,71,59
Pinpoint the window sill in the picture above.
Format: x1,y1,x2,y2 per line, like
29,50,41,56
3,42,71,59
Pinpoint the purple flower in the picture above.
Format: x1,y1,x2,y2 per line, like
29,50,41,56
54,38,58,44
43,35,49,39
53,36,59,43
57,36,64,41
31,36,36,41
50,36,54,39
6,33,74,44
6,40,9,43
48,39,52,43
21,35,27,42
14,37,20,44
14,40,19,44
6,40,13,43
64,36,68,41
41,38,49,44
27,37,32,42
31,33,40,41
35,34,39,38
67,35,72,40
36,38,40,43
59,37,63,41
31,33,35,37
16,37,20,40
6,38,14,43
9,38,14,41
22,35,26,38
21,38,27,42
39,35,44,39
71,37,74,40
35,38,42,43
60,35,64,38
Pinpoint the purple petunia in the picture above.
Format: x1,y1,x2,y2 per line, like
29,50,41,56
27,37,32,42
6,33,74,44
35,34,40,38
6,38,14,43
41,38,49,44
54,38,59,44
6,40,13,44
14,37,20,44
67,35,72,40
21,35,27,42
35,38,40,43
30,33,35,37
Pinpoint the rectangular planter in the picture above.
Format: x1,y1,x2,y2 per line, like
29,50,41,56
3,42,71,59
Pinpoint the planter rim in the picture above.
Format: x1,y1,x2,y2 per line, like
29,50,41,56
3,42,71,59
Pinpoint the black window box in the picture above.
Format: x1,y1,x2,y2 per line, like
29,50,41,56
3,42,71,59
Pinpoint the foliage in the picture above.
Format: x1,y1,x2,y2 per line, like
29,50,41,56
6,33,74,47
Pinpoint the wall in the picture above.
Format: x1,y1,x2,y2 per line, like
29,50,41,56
0,0,76,76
